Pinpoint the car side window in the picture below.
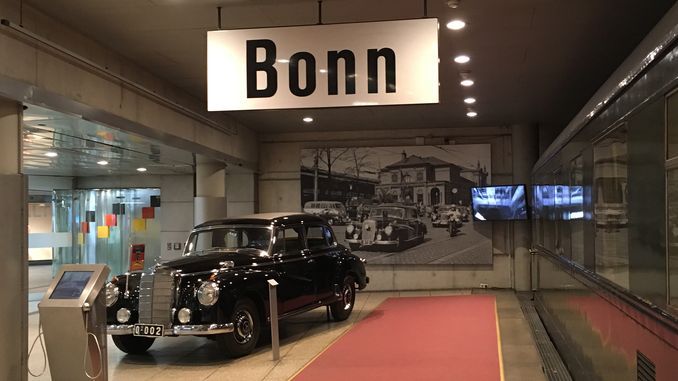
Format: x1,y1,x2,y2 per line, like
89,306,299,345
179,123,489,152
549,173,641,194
306,225,333,251
273,226,305,255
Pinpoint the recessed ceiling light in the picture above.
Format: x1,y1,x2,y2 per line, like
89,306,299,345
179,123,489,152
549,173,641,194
277,59,290,64
464,97,476,104
466,111,478,118
446,20,466,30
97,160,109,166
136,167,147,172
454,55,470,64
44,151,58,157
319,69,328,74
302,116,314,123
460,79,474,87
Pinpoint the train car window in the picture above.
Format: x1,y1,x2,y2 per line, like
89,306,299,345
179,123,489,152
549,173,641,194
593,125,629,289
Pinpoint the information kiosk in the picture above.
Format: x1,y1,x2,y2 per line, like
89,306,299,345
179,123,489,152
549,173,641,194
39,264,110,381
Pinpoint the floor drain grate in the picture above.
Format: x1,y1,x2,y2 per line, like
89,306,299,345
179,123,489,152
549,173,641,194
517,293,573,381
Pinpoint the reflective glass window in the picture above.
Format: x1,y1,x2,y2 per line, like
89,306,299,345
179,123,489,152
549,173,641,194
593,125,629,288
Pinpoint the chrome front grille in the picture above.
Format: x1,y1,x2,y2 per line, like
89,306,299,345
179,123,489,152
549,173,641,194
138,269,175,328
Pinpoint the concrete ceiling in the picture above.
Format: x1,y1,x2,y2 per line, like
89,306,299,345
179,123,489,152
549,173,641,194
24,0,676,134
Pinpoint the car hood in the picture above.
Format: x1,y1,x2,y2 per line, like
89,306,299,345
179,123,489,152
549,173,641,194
159,249,271,274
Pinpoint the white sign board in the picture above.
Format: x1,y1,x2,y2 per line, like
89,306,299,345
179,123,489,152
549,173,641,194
207,18,439,111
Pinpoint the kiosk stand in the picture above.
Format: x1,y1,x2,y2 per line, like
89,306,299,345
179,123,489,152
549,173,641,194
38,264,110,381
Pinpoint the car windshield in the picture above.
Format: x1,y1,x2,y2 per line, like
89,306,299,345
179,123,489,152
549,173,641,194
370,207,405,219
184,226,271,256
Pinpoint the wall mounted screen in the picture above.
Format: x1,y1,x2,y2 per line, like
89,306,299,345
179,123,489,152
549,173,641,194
471,185,528,221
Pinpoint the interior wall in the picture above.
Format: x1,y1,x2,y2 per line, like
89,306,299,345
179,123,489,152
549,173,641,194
75,174,193,261
0,0,258,168
259,126,523,290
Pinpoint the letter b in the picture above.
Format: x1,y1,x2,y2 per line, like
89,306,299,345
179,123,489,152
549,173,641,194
246,39,278,98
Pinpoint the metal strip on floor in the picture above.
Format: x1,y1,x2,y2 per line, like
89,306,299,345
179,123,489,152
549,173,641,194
517,292,573,381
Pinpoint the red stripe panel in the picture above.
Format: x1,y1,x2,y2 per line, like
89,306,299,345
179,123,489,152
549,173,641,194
293,295,501,381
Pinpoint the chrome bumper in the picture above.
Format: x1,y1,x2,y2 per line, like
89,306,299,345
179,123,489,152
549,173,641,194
107,323,234,336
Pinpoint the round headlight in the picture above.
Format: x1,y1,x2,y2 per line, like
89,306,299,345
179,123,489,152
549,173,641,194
353,233,359,239
116,308,130,323
376,234,382,241
384,225,393,236
105,282,119,307
197,282,220,306
177,308,192,324
346,224,355,234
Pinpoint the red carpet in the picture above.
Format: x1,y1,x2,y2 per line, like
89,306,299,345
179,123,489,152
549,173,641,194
292,295,503,381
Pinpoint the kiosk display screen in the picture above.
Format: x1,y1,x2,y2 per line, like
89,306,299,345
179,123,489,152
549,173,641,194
471,185,528,221
50,271,94,299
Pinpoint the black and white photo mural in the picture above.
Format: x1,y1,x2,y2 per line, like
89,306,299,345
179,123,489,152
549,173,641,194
300,144,494,265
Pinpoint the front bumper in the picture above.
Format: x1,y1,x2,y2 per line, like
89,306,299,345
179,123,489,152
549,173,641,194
107,323,234,336
432,220,448,227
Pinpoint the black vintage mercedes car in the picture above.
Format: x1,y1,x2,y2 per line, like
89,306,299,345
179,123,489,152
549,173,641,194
345,203,427,251
105,213,368,357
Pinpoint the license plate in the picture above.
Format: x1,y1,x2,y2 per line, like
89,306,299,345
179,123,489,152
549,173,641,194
133,324,164,337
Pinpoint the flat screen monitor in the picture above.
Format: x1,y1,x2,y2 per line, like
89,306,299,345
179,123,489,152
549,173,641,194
49,271,94,299
471,185,528,221
532,185,584,220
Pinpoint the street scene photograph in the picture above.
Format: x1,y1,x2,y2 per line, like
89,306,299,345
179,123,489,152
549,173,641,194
300,144,494,265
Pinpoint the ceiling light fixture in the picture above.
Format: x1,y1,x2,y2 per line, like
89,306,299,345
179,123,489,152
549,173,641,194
460,79,474,87
454,55,470,64
466,111,478,118
446,20,466,30
464,97,476,104
44,151,58,157
136,167,147,172
277,59,290,64
97,160,109,166
302,116,314,123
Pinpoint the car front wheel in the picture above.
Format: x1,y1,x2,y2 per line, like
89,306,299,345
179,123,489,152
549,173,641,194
217,298,260,357
330,276,356,321
112,335,155,355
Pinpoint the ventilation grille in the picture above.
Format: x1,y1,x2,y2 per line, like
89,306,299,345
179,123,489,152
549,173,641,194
637,351,656,381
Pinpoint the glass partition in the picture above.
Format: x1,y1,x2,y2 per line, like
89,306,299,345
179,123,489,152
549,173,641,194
52,188,161,276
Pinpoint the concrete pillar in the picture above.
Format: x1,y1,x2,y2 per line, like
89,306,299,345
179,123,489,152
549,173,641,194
194,155,227,225
226,171,257,217
511,124,538,291
0,99,27,381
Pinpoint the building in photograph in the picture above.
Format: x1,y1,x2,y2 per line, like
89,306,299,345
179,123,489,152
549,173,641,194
375,152,487,206
300,165,379,204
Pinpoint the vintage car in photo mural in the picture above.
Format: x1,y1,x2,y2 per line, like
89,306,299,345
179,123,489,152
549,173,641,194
302,200,351,225
105,213,368,357
345,203,427,251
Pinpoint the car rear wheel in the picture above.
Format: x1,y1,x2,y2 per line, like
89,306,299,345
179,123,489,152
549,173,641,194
330,276,356,321
217,298,260,357
112,335,155,355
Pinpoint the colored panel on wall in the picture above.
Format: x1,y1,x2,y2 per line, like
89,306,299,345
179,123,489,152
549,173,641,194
132,218,146,232
112,203,126,215
77,233,84,245
86,210,96,222
97,226,110,239
150,195,161,207
142,207,155,219
105,214,117,227
81,221,90,234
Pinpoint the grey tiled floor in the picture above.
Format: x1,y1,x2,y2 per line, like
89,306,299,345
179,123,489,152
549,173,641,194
27,289,546,381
